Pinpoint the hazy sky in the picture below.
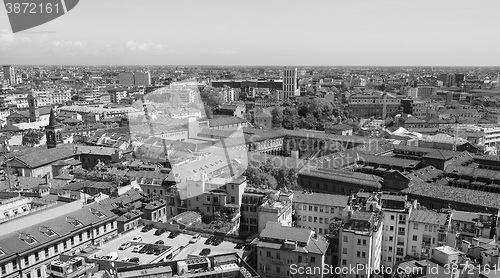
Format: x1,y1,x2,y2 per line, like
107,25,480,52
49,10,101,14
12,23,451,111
0,0,499,66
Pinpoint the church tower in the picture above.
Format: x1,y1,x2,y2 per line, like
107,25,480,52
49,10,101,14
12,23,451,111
27,93,40,123
46,109,63,149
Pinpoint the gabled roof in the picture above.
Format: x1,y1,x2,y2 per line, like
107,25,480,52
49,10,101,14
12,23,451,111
409,209,448,225
293,191,349,207
12,144,75,169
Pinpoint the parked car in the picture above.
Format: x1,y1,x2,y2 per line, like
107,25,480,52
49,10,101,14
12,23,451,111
121,257,130,262
147,246,157,255
212,236,223,246
199,248,211,256
155,240,164,245
119,242,132,250
129,257,140,264
132,244,144,252
131,236,143,243
168,231,180,238
154,247,167,256
204,236,215,245
138,245,150,254
235,243,244,249
189,234,201,243
141,224,154,233
154,229,167,236
103,252,118,261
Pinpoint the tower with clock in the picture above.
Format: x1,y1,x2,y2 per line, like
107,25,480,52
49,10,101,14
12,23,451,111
46,108,63,149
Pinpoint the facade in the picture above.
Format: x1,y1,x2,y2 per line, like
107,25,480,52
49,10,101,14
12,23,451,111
283,68,299,99
3,65,16,85
379,193,413,267
348,93,402,118
255,221,329,278
46,109,64,149
407,209,451,259
134,71,151,87
0,203,117,278
119,72,134,86
293,191,348,235
339,193,383,278
257,191,293,234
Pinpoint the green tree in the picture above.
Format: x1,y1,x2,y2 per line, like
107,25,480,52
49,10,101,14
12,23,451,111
282,107,299,130
271,107,283,128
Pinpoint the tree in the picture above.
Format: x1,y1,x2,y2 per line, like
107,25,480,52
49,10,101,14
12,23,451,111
271,107,283,128
282,107,299,130
206,91,224,108
203,102,213,119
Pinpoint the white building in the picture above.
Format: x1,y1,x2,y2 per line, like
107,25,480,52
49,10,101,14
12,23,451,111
3,65,16,85
339,193,383,278
283,67,299,99
293,191,349,235
407,209,451,259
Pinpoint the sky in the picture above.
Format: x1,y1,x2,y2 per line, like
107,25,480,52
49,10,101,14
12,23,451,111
0,0,499,66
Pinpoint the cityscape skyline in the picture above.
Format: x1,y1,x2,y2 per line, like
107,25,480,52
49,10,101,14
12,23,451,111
1,0,500,66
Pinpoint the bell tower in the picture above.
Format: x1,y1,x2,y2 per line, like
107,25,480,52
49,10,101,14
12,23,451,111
27,93,39,123
46,109,63,149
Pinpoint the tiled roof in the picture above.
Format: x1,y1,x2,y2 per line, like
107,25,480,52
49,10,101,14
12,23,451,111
293,191,349,207
299,167,382,188
0,203,115,257
409,209,448,225
209,117,247,127
423,149,461,160
13,144,75,169
445,165,500,180
401,183,500,210
358,153,419,168
258,222,329,255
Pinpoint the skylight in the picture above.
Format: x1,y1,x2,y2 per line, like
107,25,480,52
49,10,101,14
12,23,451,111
67,217,82,227
19,233,37,245
40,226,57,237
0,249,5,256
90,208,105,218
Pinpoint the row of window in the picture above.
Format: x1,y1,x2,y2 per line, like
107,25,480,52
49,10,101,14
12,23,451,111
297,215,330,224
297,204,340,214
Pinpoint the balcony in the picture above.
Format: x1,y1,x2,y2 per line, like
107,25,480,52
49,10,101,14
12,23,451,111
396,251,404,256
398,231,405,236
399,220,406,225
397,241,405,246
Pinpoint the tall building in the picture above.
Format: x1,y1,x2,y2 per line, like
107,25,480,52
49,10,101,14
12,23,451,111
27,93,40,123
45,109,63,149
255,221,329,278
283,67,299,99
134,71,151,86
379,193,413,268
3,65,16,85
119,72,134,86
339,193,383,278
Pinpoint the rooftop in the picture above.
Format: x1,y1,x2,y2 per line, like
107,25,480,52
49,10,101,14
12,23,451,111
293,191,349,207
409,209,449,226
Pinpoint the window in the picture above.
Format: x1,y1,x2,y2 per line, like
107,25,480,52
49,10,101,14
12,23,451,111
343,236,348,242
40,227,56,237
343,248,347,254
276,252,280,259
276,267,281,273
44,248,49,257
308,216,312,222
413,235,418,241
331,207,335,213
319,218,323,224
20,234,37,245
342,260,347,265
362,252,366,258
266,251,271,257
34,252,39,261
390,226,394,231
389,236,393,241
24,256,29,266
67,217,82,227
314,217,318,223
357,251,360,257
310,256,315,263
309,205,312,211
314,206,318,212
319,206,324,212
414,223,418,230
363,240,366,246
390,215,395,220
357,239,361,245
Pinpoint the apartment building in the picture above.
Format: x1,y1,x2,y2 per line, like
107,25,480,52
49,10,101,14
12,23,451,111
407,209,451,259
348,92,402,118
379,193,414,267
255,221,329,278
292,191,349,235
0,203,117,278
257,191,293,234
339,193,383,278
